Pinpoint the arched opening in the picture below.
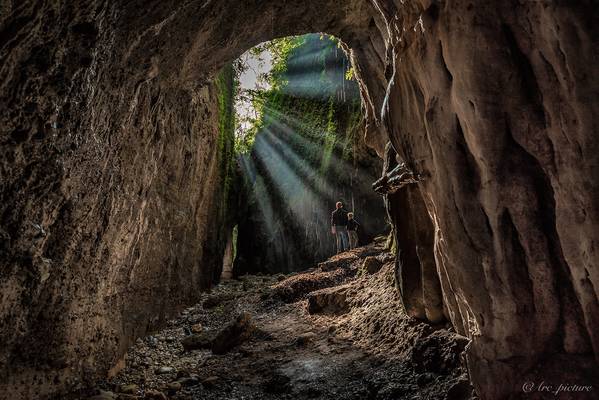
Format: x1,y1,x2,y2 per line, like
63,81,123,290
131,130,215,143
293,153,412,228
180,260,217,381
227,34,388,276
83,32,455,400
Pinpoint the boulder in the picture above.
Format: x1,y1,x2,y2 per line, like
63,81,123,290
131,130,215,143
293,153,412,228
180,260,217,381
360,256,383,275
88,390,117,400
445,375,473,400
294,332,317,346
178,375,201,387
201,376,220,389
143,390,167,400
307,285,351,315
181,334,212,352
117,384,139,394
410,331,469,374
166,381,182,392
211,313,254,354
202,294,230,309
190,323,203,334
154,366,175,375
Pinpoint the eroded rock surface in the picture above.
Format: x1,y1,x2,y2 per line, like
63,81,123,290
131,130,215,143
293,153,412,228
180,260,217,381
363,2,599,398
307,285,352,315
81,243,472,400
1,2,239,397
1,1,598,399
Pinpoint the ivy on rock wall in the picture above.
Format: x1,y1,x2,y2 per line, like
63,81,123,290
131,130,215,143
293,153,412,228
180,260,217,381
216,64,237,209
209,63,239,282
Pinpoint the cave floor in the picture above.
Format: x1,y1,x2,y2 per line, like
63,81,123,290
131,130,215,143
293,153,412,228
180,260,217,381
80,243,472,400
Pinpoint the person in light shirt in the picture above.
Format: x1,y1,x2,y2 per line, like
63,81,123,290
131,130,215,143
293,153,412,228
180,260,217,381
346,212,360,249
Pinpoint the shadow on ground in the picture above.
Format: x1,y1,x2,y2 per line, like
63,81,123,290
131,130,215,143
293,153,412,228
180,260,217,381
68,241,474,400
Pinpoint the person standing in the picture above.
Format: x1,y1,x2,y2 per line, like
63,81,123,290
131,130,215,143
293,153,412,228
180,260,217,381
347,212,360,249
331,201,349,253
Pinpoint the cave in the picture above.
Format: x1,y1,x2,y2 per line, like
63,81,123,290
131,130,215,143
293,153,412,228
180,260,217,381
1,1,598,399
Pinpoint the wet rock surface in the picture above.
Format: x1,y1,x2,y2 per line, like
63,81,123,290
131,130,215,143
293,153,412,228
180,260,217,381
65,244,472,400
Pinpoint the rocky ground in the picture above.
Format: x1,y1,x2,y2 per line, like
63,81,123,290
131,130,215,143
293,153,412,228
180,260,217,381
69,240,474,400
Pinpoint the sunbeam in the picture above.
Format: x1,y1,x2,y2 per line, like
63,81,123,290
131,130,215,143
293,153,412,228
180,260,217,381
233,32,387,274
261,108,376,184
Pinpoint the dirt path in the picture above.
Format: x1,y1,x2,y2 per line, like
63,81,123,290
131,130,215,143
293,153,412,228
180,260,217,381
81,243,473,400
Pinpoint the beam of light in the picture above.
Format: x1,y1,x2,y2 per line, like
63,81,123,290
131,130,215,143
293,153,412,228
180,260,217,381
249,136,339,257
254,122,381,235
250,133,381,256
259,118,369,205
256,109,385,233
253,133,332,210
247,142,326,266
260,127,336,202
238,112,384,262
238,155,275,235
261,107,376,185
239,154,312,270
240,109,360,214
250,142,339,253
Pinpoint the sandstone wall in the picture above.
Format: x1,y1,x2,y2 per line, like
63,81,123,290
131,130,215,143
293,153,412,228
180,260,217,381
0,2,235,398
1,0,598,399
362,2,599,398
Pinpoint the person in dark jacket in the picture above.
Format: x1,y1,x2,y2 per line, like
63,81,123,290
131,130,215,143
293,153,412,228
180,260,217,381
347,212,360,249
331,201,349,253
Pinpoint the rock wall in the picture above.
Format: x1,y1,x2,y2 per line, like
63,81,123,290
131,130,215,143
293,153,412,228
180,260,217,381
0,2,237,398
360,2,599,398
377,143,445,324
1,0,598,399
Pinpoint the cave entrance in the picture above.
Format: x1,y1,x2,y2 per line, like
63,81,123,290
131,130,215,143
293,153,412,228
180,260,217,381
221,34,389,277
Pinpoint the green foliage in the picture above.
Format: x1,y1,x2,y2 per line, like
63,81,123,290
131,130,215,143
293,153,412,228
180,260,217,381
234,89,266,154
320,98,337,173
232,34,362,163
215,63,237,207
345,66,355,81
232,224,239,260
341,105,362,161
233,36,306,154
253,36,306,89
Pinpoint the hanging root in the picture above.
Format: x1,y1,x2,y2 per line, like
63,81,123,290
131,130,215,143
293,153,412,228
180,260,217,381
372,162,422,195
